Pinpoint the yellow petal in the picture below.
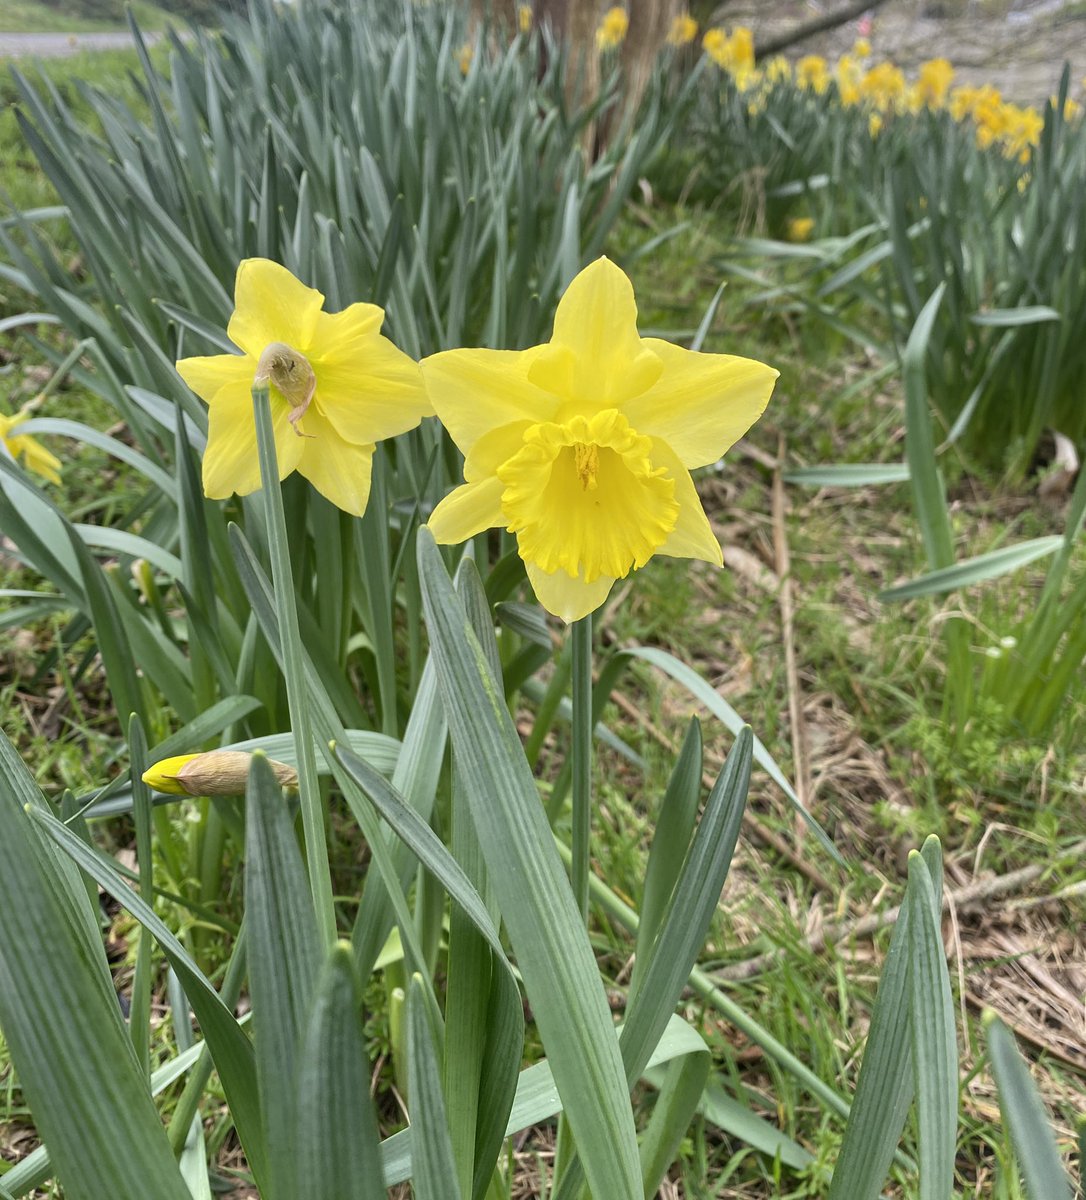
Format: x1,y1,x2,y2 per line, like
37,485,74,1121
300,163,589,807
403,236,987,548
313,333,433,446
226,259,325,359
420,346,555,458
427,477,505,544
312,302,385,355
175,352,254,404
525,561,614,623
622,339,778,469
463,421,533,482
540,257,663,409
18,437,62,486
651,440,723,566
296,407,375,517
202,380,305,500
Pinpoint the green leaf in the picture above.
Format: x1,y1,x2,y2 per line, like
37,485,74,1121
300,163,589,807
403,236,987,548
969,306,1061,327
30,806,267,1192
0,733,191,1200
827,885,915,1199
987,1016,1074,1200
784,464,911,487
879,537,1063,601
907,848,957,1200
407,975,464,1200
633,717,702,994
244,753,323,1200
416,529,642,1200
293,945,386,1200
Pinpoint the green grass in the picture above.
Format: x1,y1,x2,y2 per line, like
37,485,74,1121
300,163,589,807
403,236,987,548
0,0,170,35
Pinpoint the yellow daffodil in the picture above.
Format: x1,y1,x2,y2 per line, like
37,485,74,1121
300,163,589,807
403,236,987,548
911,58,954,109
1000,103,1043,162
796,55,830,95
518,4,532,33
420,258,778,622
860,62,906,112
143,750,298,796
852,37,871,59
175,259,431,517
787,216,815,242
596,6,628,50
667,13,698,47
764,56,792,86
0,408,61,485
1059,95,1082,122
702,27,728,64
457,41,473,74
836,53,862,106
869,111,883,137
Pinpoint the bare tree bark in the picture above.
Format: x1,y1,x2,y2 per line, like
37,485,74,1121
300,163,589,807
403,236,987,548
756,0,894,57
622,0,681,116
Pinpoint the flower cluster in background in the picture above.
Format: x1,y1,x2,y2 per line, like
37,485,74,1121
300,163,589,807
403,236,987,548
704,35,1082,164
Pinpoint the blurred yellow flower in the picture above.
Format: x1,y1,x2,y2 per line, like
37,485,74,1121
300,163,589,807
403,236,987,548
860,62,906,112
518,4,532,33
1055,94,1081,122
907,58,955,112
1001,103,1043,162
420,258,778,622
869,111,883,137
0,407,61,485
457,41,473,74
836,53,862,105
796,55,830,94
787,216,815,242
702,26,728,63
765,56,792,85
852,37,871,58
596,6,628,50
176,259,431,517
667,13,698,47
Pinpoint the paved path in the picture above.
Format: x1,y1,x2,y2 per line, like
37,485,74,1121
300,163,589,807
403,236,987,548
0,31,165,59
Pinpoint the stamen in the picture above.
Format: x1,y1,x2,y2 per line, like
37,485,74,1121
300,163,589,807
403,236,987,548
574,443,600,490
255,342,317,436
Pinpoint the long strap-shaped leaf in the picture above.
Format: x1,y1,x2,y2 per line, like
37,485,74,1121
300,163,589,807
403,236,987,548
245,754,323,1200
30,806,268,1191
0,734,190,1200
408,974,464,1200
293,944,387,1200
987,1016,1074,1200
416,528,642,1200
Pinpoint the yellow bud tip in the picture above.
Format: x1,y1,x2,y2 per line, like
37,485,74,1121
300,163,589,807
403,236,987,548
142,753,201,795
980,1007,998,1027
328,740,337,752
23,803,33,815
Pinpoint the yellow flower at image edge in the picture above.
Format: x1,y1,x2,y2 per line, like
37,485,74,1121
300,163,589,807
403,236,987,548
175,259,432,517
0,409,61,485
421,258,778,622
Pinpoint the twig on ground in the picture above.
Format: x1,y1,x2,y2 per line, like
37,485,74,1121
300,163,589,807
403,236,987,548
773,435,812,845
755,0,894,57
713,842,1086,982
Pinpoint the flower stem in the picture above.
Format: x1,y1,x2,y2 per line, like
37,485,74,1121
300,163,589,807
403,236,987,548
252,385,337,951
571,613,593,921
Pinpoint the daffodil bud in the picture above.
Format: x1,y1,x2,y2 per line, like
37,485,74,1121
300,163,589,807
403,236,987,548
142,751,298,796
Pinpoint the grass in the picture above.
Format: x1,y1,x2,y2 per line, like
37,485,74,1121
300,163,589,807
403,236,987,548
0,0,170,35
1,51,1084,1200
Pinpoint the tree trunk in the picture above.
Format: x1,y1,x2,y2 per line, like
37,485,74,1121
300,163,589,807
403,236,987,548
622,0,681,117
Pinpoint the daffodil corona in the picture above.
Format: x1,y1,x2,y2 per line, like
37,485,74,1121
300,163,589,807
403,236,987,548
176,259,432,516
421,258,778,622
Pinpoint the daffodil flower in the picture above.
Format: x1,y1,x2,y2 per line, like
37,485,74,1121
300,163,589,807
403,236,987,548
176,259,432,517
0,408,61,485
421,258,778,622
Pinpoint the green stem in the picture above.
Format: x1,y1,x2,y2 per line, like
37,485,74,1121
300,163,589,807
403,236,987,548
570,614,593,922
252,385,337,951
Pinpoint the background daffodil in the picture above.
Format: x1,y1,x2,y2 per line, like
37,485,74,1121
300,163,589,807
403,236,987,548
0,408,61,485
176,258,432,517
421,257,778,622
